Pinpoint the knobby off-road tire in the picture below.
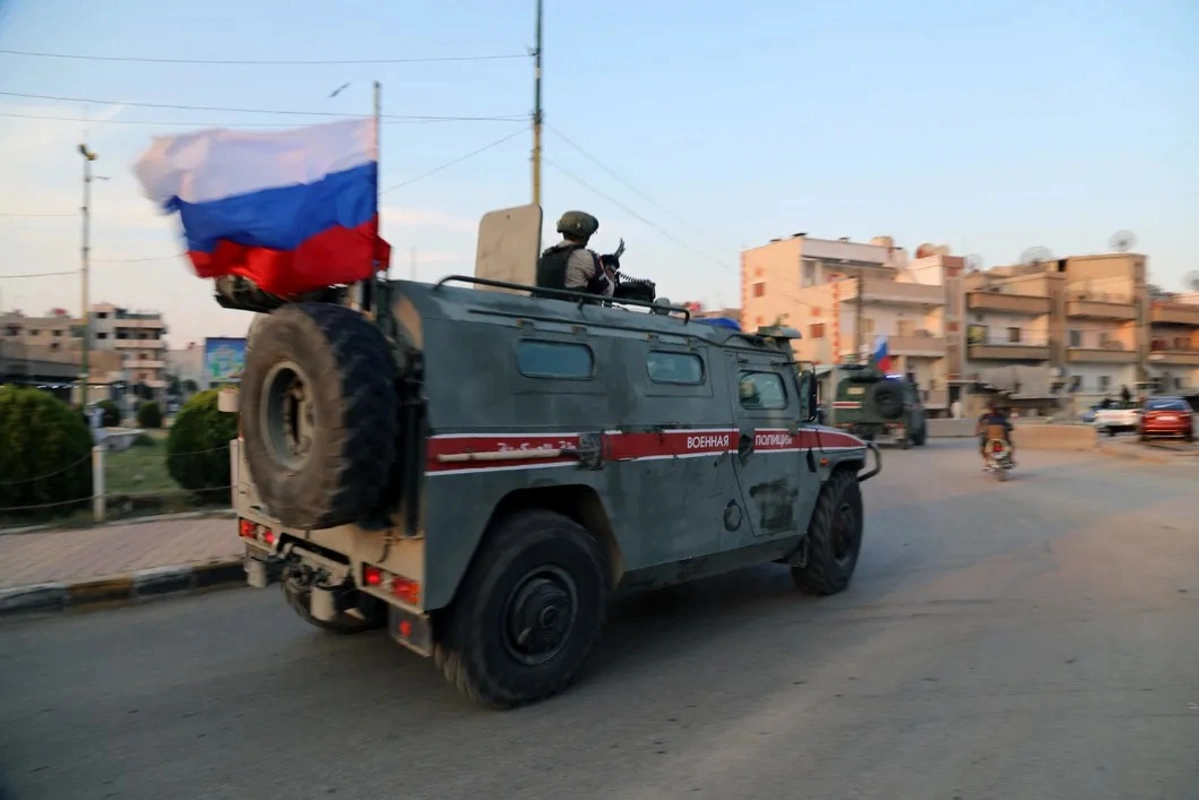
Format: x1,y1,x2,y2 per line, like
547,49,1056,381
792,469,864,596
282,577,386,634
434,510,609,709
912,419,928,447
242,303,399,530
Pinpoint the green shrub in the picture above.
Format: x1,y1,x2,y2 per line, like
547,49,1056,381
0,386,94,517
166,390,237,496
136,401,164,429
97,400,121,428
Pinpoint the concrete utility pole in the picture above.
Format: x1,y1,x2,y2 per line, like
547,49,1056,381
78,143,97,405
855,271,865,362
531,0,544,206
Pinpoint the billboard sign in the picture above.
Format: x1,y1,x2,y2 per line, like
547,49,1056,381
204,337,246,384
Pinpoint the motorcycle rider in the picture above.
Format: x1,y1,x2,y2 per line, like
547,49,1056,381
976,402,1015,468
536,210,615,299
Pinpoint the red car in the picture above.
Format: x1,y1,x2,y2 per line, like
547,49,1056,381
1138,396,1194,442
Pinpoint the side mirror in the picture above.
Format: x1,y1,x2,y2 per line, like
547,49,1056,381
799,369,819,422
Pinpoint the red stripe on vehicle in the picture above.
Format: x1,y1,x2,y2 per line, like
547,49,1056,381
426,427,864,474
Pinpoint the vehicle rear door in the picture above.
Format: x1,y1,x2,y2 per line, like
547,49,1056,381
724,350,812,548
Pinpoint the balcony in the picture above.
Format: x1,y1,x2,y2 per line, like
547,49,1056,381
1149,340,1199,366
889,333,946,357
966,291,1051,315
842,278,944,306
1150,302,1199,327
1067,345,1137,364
125,359,166,369
114,338,167,350
1066,297,1136,321
966,329,1050,361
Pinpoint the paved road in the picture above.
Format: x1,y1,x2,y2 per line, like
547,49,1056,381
2,441,1196,800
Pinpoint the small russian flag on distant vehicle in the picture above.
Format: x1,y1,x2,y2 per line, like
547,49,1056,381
872,333,891,372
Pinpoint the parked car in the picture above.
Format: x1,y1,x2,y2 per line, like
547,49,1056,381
1079,404,1100,424
1138,396,1194,442
1095,404,1139,436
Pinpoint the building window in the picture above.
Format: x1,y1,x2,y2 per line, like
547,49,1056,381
752,282,765,298
802,259,817,287
97,332,108,340
1069,330,1082,347
50,342,60,352
646,351,705,385
1098,375,1111,392
97,312,108,319
1007,327,1021,343
809,323,825,339
1069,375,1082,392
516,340,594,380
738,371,788,410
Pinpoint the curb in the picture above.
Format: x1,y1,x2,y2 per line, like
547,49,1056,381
0,508,236,537
1096,443,1187,466
0,557,245,620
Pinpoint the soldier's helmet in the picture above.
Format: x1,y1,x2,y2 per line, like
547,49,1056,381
556,210,599,240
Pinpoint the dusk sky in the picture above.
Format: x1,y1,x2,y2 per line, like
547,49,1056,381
0,0,1195,344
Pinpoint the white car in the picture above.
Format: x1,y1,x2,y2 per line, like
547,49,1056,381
1094,406,1140,436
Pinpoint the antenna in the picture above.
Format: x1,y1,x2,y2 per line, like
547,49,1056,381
1019,246,1053,266
1185,270,1199,292
1109,230,1137,253
964,253,984,271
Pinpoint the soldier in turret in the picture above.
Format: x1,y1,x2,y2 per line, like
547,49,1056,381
535,210,615,299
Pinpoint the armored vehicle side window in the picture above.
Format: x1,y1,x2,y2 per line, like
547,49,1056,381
739,371,788,410
517,340,594,380
646,351,705,385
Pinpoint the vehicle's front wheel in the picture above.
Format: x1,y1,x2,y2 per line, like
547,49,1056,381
435,510,609,709
792,469,863,596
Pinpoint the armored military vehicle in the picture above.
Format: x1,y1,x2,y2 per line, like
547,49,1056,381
828,362,928,448
224,204,881,709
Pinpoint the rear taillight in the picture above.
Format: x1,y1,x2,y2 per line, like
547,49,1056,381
362,565,421,605
238,518,275,545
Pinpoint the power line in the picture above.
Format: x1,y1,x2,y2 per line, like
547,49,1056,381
0,110,522,128
546,125,737,255
0,212,75,218
0,270,76,279
380,127,528,194
0,48,528,66
0,91,526,122
543,157,736,274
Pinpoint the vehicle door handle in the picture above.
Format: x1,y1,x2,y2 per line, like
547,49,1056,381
737,427,755,462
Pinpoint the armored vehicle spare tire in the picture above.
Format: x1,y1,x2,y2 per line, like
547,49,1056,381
867,381,904,419
241,302,399,530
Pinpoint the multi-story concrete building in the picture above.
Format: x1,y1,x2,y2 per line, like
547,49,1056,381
1148,291,1199,393
740,234,964,412
963,252,1150,409
1,303,169,399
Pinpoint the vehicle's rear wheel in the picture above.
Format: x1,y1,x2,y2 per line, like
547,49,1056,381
791,469,863,596
435,510,608,709
282,575,386,634
912,421,928,447
241,303,400,530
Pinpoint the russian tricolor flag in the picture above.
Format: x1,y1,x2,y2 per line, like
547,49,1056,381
872,333,892,372
133,119,391,297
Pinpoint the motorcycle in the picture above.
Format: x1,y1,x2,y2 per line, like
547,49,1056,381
600,239,658,304
984,437,1014,481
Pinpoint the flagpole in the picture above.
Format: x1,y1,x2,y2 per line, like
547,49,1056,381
374,80,385,281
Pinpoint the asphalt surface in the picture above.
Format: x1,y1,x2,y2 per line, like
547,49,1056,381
2,441,1197,800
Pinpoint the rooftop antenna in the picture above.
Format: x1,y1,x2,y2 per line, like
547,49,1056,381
1019,246,1053,267
1109,230,1137,253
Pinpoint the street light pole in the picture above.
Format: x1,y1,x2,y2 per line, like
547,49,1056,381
531,0,544,206
79,143,97,405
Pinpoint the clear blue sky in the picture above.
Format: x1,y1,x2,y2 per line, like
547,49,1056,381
0,0,1196,343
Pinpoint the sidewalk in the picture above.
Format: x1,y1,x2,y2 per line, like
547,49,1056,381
0,518,241,590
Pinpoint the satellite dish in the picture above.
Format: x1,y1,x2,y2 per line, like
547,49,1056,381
1020,246,1053,266
1185,270,1199,292
1109,230,1137,253
964,253,984,271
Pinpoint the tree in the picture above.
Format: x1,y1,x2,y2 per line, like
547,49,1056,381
96,399,121,427
182,379,200,395
167,374,182,396
136,400,164,429
0,386,94,517
166,390,238,497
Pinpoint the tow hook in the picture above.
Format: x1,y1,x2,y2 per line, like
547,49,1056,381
858,442,882,482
